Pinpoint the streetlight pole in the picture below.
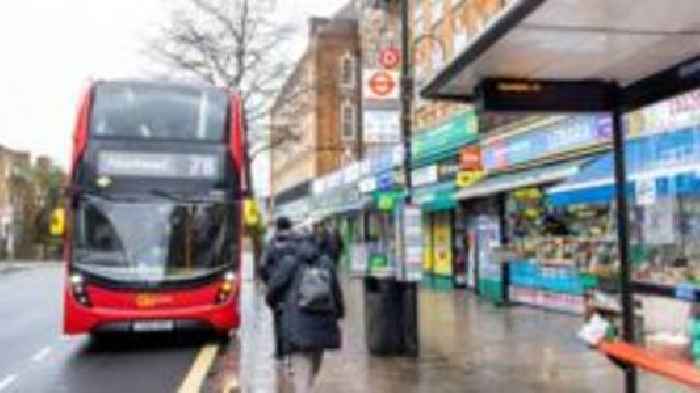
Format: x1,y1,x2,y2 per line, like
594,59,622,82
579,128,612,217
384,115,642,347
398,0,419,357
399,0,412,203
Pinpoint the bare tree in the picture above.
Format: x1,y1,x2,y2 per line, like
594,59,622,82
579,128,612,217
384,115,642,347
148,0,300,149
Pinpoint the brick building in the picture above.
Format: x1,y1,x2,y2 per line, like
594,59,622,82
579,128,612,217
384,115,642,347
269,8,361,215
412,0,507,131
0,146,33,258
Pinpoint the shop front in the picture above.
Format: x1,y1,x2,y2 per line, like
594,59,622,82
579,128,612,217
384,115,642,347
455,114,613,307
410,110,478,290
548,88,700,362
418,1,700,389
413,181,457,290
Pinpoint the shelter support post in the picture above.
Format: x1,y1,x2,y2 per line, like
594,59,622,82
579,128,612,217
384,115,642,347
610,83,637,393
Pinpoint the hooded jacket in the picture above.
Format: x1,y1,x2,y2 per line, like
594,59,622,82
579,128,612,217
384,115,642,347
265,237,345,355
259,229,298,284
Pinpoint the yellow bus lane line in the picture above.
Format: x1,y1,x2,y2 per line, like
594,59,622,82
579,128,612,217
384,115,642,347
178,343,220,393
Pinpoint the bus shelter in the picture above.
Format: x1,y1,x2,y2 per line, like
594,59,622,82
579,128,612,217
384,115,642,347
421,1,700,391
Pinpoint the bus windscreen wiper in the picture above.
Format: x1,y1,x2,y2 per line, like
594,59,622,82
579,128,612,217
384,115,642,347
148,188,186,202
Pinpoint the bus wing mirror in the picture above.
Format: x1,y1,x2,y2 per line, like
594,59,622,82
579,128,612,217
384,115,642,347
50,208,66,237
243,198,261,229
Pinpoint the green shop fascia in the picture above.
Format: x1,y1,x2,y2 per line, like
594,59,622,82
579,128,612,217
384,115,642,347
410,110,478,288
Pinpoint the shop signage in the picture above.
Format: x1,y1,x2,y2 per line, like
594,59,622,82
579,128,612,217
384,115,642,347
343,162,360,184
376,191,400,211
412,111,478,164
456,170,485,188
626,88,700,139
359,177,377,193
481,114,612,172
363,110,401,143
391,145,404,166
411,165,438,187
359,159,373,176
377,171,395,191
438,159,460,181
363,69,400,100
459,145,482,170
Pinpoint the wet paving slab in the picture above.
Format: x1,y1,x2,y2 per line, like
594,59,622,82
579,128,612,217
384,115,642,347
229,277,693,393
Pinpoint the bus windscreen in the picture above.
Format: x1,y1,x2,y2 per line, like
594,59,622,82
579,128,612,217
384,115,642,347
72,194,236,283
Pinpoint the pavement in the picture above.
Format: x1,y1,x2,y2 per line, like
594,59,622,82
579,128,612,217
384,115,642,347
233,275,694,393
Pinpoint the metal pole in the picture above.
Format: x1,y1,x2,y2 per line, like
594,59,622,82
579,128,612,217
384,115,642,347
611,84,637,393
400,0,412,200
399,0,418,357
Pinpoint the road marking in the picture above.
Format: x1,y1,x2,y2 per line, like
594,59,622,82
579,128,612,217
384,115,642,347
0,374,17,391
31,347,52,362
178,344,219,393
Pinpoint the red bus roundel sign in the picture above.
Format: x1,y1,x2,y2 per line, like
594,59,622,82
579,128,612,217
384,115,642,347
379,48,401,69
369,71,396,98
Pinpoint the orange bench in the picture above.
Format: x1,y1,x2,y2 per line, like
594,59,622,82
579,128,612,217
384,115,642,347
598,341,700,389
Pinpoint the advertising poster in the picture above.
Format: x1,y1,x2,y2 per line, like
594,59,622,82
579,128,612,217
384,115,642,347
363,110,400,143
396,205,423,282
475,215,502,280
432,212,453,276
423,214,434,272
644,198,676,245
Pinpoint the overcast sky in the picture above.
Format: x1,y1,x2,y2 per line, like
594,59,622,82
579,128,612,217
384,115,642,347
0,0,347,194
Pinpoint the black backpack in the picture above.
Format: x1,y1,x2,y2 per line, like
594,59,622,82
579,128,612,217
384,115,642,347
296,255,337,314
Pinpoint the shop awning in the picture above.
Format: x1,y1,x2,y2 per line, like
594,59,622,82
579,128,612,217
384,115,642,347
413,182,456,212
455,159,589,201
421,0,700,108
548,130,700,206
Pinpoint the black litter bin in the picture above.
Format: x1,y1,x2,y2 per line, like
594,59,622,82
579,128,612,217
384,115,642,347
364,277,418,356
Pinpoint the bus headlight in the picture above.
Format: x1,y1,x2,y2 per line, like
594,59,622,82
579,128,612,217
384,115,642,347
216,271,237,304
70,273,91,307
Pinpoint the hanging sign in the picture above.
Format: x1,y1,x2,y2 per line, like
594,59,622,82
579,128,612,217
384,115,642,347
411,165,438,187
379,47,401,69
363,69,400,100
459,145,482,170
456,170,485,188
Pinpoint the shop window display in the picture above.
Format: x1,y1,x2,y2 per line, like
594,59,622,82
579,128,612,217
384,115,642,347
500,186,618,314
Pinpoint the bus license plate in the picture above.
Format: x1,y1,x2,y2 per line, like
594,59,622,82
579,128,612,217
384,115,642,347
133,320,174,332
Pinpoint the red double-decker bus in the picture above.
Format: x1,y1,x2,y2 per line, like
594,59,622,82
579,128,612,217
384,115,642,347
63,80,245,337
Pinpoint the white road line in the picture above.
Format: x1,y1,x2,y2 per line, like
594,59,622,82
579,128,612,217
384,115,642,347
178,344,220,393
0,374,18,391
31,347,52,362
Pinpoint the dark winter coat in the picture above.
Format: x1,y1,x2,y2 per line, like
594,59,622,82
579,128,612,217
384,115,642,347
319,229,344,265
266,238,345,355
259,229,298,284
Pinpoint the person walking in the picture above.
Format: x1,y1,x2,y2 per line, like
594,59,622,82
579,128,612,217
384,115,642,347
259,216,298,360
318,225,344,267
266,234,345,393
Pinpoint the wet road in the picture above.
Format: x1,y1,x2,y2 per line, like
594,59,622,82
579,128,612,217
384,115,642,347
0,263,212,393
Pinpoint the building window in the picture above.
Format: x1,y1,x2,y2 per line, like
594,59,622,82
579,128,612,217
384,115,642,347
414,0,424,21
340,53,355,88
431,0,444,24
341,101,356,142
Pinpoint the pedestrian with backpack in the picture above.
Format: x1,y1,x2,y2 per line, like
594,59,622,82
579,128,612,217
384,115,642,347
265,234,345,393
259,216,299,360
